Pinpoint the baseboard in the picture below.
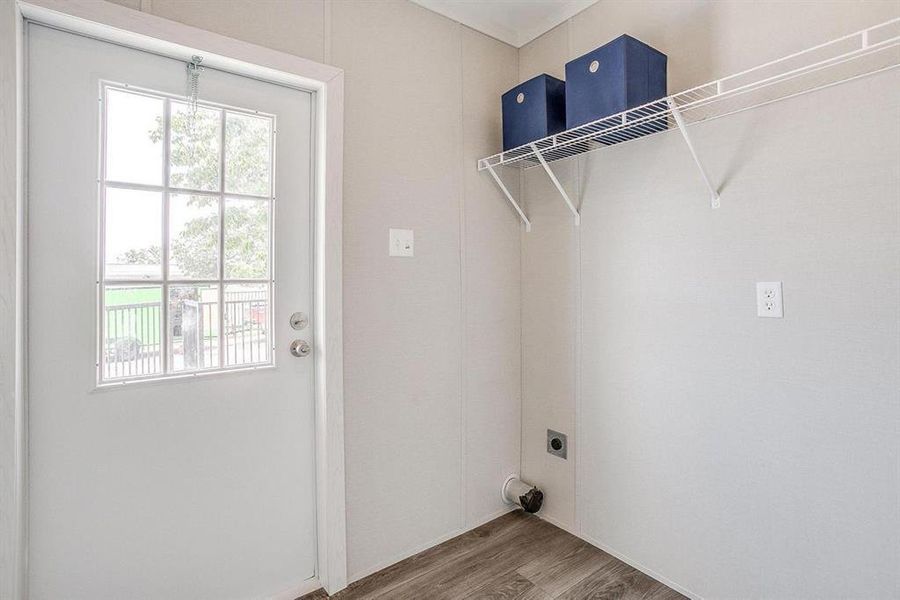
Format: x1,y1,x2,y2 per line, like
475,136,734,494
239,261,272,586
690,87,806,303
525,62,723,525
536,513,703,600
267,576,321,600
348,506,518,584
532,512,574,535
468,505,520,530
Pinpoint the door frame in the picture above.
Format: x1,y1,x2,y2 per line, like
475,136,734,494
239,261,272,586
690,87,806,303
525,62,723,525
1,1,348,597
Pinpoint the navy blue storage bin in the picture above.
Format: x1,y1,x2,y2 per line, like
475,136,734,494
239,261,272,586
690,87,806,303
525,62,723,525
501,74,566,151
565,35,667,132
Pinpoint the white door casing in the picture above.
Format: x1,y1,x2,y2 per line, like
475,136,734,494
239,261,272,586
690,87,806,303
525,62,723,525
27,23,317,600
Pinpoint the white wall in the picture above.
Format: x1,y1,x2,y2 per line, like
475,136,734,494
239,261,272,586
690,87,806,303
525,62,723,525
103,0,522,583
519,1,900,598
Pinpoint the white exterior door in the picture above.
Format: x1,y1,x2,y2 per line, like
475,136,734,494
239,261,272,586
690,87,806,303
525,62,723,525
27,24,317,599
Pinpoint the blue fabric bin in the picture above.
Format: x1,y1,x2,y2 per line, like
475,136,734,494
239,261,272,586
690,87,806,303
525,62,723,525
565,35,667,136
501,74,566,151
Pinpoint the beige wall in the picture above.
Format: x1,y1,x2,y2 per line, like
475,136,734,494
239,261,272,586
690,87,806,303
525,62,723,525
104,0,522,582
0,2,25,599
519,1,900,597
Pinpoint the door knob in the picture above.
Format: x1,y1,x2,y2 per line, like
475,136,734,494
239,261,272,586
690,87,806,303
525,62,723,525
290,339,311,357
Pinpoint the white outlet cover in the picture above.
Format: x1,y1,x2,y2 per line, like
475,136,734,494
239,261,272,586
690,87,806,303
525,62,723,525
389,228,414,257
756,281,784,318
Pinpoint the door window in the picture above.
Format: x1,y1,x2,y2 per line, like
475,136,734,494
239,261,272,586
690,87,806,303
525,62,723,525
100,84,275,383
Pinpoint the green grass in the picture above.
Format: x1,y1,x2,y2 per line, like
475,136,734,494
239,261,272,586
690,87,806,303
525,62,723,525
105,286,162,306
104,286,162,345
103,287,220,346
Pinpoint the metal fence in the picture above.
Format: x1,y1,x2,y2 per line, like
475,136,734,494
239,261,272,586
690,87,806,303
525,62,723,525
223,294,269,366
104,290,269,379
104,301,162,378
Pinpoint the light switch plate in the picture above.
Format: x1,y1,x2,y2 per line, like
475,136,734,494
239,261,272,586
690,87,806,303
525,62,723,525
756,281,784,318
389,228,414,257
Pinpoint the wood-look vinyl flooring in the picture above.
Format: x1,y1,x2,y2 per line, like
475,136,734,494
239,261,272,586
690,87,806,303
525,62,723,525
300,510,686,600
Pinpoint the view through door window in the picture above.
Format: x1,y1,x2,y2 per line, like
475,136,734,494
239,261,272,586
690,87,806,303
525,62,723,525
100,84,275,383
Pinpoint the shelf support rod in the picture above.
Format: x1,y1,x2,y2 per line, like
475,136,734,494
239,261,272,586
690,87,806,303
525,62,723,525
667,99,721,209
529,143,581,225
484,163,532,232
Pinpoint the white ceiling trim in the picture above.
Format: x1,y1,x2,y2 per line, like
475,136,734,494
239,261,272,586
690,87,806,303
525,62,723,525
410,0,600,48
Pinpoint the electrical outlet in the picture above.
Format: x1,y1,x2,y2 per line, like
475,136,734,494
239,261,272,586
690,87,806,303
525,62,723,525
389,228,414,257
756,282,783,318
547,429,567,459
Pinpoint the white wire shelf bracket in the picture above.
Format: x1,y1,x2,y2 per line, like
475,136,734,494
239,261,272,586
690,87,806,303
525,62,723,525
479,18,900,225
668,98,720,209
530,142,581,225
484,163,531,232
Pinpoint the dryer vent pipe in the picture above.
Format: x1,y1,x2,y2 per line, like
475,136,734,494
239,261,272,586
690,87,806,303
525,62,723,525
502,475,543,514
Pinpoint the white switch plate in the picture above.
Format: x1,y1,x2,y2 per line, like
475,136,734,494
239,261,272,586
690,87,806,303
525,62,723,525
389,228,414,257
756,281,784,318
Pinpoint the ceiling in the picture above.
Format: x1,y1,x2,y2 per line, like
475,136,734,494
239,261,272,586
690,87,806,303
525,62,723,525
410,0,600,48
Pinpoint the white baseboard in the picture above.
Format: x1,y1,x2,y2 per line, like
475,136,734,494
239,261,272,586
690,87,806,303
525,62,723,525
348,506,517,584
268,576,321,600
536,513,702,600
532,511,574,534
468,505,519,530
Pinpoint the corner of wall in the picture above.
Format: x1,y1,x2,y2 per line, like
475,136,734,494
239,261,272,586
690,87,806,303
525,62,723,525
456,20,469,536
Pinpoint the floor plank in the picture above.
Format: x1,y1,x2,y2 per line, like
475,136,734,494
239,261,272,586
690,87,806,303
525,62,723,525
299,511,686,600
555,560,637,600
517,537,614,597
376,515,561,599
556,559,685,600
467,570,546,599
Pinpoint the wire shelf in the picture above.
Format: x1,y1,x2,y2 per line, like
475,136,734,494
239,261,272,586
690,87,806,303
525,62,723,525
478,19,900,173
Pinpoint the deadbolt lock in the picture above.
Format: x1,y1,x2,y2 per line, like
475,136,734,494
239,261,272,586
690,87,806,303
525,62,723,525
290,312,309,330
